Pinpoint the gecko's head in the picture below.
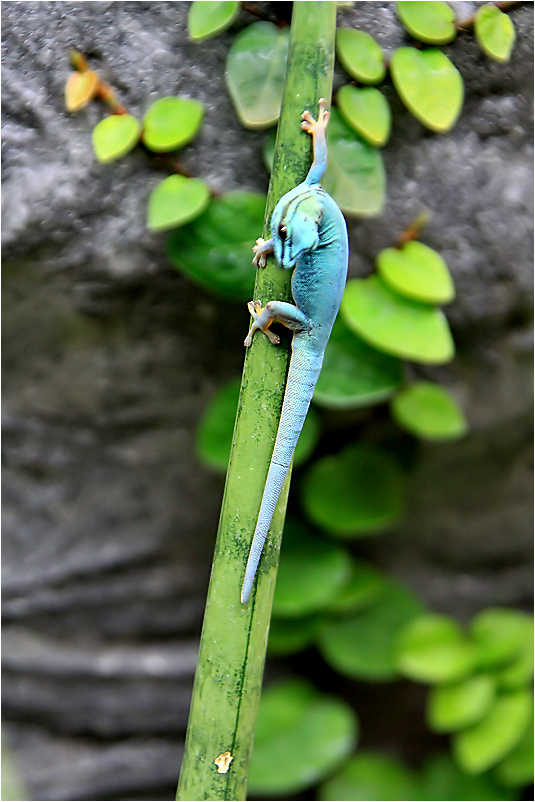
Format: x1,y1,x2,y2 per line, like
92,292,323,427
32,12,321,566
271,190,322,269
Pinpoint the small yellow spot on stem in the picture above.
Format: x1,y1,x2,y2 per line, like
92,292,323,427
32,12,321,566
214,751,233,774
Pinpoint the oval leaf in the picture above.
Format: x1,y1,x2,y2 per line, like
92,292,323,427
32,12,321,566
390,47,464,133
188,0,240,42
147,175,210,231
377,241,455,304
428,675,497,733
421,753,516,801
323,109,386,216
396,1,457,45
142,97,204,152
249,679,358,795
167,191,264,300
65,70,99,112
475,4,516,63
341,275,455,364
225,21,289,129
337,85,391,147
92,114,141,163
302,443,404,538
268,615,322,656
336,28,386,84
395,613,477,684
391,382,468,440
314,317,403,410
326,560,390,615
471,608,534,670
319,751,419,801
494,710,534,788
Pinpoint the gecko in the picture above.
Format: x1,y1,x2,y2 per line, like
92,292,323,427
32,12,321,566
241,98,349,604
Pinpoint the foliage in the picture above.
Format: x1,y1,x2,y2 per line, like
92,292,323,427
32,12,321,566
391,382,468,440
188,0,240,42
475,4,516,63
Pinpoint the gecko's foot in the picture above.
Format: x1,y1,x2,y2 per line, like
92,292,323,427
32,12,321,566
244,300,280,347
301,98,330,135
252,237,273,268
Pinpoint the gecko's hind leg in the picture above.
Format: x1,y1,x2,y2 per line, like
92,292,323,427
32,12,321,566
244,300,309,347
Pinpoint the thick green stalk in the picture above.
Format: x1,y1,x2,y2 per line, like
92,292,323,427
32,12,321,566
176,5,336,800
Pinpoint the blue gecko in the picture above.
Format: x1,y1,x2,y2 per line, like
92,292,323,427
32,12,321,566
241,99,349,604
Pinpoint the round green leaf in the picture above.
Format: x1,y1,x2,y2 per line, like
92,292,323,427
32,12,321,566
494,710,534,788
92,114,140,163
395,613,477,684
225,21,289,129
396,1,457,45
390,47,464,133
147,175,210,232
302,443,404,538
319,751,418,801
317,581,424,681
391,382,468,440
377,241,455,304
341,275,455,364
497,627,534,691
248,679,358,795
475,4,516,63
336,28,386,84
268,615,322,656
323,109,386,216
471,608,533,670
337,85,391,147
326,559,389,615
428,675,497,733
142,97,204,152
422,753,516,801
453,690,532,774
167,191,264,299
314,317,403,410
273,522,352,618
188,0,239,42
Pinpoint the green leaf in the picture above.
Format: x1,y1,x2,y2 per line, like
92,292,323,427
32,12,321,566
475,4,516,63
377,241,455,304
188,0,240,42
494,710,534,787
267,615,322,656
273,521,352,617
390,47,464,133
326,559,389,615
428,675,497,732
396,1,457,45
147,175,210,232
497,626,534,690
422,753,516,801
225,21,290,129
341,275,455,364
453,691,532,774
249,679,358,795
92,114,140,163
336,28,386,84
322,109,386,216
142,97,204,152
317,581,424,681
471,608,534,670
337,85,391,147
391,382,468,440
314,317,403,410
319,751,418,801
396,613,477,684
301,443,404,538
167,191,264,299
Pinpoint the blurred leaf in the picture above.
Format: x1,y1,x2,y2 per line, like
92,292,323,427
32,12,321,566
341,275,455,364
188,0,240,41
390,47,463,133
326,559,390,615
471,608,533,670
249,679,358,795
268,615,322,656
391,382,468,440
1,738,28,802
301,443,404,538
377,241,455,304
396,1,457,45
317,580,424,681
336,28,386,84
322,109,386,216
147,175,210,231
475,4,516,63
167,191,264,299
396,613,477,684
273,521,352,618
337,85,391,147
497,626,534,691
427,675,497,732
92,114,141,163
319,751,418,801
142,97,204,152
314,317,403,410
263,128,277,172
65,69,99,112
421,753,516,801
453,690,532,774
493,709,534,787
225,21,289,128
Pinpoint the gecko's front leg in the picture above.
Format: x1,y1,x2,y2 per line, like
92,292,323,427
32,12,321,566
244,300,309,347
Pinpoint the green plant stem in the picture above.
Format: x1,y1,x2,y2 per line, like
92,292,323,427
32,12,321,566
176,4,336,801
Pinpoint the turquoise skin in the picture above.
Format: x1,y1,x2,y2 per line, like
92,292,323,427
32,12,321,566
242,101,348,604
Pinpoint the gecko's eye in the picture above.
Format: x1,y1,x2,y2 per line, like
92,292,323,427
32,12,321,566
278,224,288,241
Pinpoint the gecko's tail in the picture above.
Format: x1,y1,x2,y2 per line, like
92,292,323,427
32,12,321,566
241,347,322,603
